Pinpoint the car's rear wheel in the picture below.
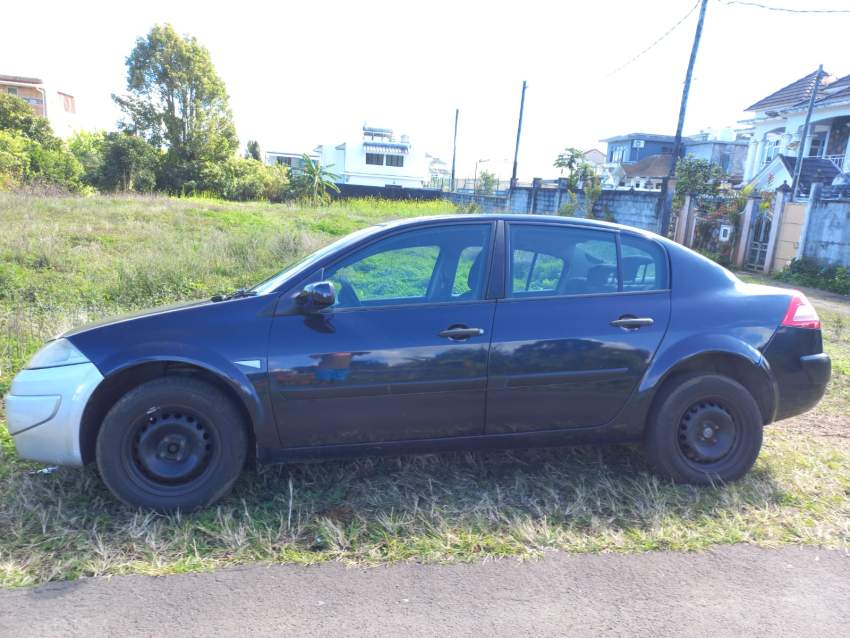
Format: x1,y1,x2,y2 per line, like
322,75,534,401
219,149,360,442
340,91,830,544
644,374,763,484
96,377,247,511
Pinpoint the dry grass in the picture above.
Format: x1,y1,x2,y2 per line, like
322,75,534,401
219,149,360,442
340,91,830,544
1,195,849,588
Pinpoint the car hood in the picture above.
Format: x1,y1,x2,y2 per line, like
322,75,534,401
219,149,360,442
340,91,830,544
61,298,216,339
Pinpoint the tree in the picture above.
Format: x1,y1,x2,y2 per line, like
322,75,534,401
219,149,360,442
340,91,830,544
113,24,238,190
245,139,261,161
68,130,107,185
292,154,340,204
554,147,595,189
553,147,584,175
0,94,82,190
476,170,497,195
0,94,60,149
674,156,726,208
99,133,159,192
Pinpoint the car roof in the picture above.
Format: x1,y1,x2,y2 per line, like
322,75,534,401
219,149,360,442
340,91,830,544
376,213,658,237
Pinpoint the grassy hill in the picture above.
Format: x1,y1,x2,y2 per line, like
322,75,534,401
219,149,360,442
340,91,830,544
0,193,848,588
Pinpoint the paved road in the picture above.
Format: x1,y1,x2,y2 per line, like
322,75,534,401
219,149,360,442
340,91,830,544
1,545,848,637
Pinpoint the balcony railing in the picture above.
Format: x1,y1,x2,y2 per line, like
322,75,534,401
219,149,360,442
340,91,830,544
821,154,848,172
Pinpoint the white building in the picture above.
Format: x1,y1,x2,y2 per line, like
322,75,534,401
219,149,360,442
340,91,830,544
742,69,850,194
264,150,320,174
316,126,431,188
0,74,78,138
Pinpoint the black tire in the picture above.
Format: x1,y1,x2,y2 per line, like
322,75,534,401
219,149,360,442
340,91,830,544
644,374,763,485
96,376,247,511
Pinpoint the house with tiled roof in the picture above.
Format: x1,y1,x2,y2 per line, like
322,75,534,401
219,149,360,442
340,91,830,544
742,68,850,195
599,130,748,190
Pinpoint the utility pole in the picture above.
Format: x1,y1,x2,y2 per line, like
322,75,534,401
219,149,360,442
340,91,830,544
450,108,459,192
510,80,527,190
791,65,823,200
657,0,709,237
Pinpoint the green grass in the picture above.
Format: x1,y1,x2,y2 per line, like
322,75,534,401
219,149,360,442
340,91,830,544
0,194,849,588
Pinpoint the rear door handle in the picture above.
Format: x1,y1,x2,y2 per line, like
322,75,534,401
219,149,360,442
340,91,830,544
439,326,484,340
610,316,654,330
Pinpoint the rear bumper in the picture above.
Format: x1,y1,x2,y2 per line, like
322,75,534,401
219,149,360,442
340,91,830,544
764,326,831,421
800,353,831,387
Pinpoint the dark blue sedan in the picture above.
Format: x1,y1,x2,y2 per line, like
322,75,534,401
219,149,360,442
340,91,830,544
4,215,831,510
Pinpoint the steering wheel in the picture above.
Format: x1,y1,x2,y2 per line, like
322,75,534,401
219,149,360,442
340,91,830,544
336,277,361,307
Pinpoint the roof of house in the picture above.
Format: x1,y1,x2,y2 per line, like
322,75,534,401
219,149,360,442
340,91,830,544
583,149,606,163
0,74,43,85
622,153,673,178
600,133,677,144
744,69,850,112
777,155,840,191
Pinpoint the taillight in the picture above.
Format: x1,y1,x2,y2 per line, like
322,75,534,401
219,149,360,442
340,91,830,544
781,293,821,330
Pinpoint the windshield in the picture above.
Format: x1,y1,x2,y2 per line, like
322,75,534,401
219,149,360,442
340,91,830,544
250,225,381,295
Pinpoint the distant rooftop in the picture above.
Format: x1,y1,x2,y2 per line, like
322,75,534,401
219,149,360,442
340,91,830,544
0,74,43,85
600,132,677,144
622,153,674,178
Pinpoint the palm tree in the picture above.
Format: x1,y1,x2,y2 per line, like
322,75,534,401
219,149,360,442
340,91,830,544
297,154,340,204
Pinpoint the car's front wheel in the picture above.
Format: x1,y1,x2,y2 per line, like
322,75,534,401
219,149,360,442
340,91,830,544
96,377,247,511
644,374,763,484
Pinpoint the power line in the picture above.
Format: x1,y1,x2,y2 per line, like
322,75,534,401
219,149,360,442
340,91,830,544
718,0,850,14
607,0,701,76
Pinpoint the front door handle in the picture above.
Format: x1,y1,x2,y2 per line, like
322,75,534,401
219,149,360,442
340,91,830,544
610,316,654,330
439,326,484,340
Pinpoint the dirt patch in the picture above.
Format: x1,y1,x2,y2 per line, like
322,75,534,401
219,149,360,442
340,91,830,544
776,409,850,439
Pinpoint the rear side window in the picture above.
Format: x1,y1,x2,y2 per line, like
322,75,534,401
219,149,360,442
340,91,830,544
508,225,619,297
621,235,668,291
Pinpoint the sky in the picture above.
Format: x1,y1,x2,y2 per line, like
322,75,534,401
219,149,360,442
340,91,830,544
3,0,850,180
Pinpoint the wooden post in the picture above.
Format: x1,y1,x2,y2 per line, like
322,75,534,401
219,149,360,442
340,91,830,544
735,196,758,269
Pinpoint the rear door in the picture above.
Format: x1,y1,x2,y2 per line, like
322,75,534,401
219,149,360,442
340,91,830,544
486,223,671,434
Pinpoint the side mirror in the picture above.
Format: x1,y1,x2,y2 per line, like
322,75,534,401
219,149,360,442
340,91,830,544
296,281,335,311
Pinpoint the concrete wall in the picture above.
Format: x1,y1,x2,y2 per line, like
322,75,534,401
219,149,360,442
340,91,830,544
447,187,660,232
802,198,850,267
773,201,807,272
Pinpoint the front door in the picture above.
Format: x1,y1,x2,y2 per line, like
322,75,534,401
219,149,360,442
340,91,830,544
268,222,496,448
486,223,671,434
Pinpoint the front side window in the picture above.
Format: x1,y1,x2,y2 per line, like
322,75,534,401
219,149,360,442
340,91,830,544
365,153,384,165
385,155,404,167
325,225,492,308
508,225,619,298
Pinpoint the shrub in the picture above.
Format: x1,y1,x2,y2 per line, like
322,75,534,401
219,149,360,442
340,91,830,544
198,157,290,202
775,258,850,295
0,130,82,191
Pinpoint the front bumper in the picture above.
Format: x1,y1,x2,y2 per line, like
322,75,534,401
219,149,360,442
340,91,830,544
4,362,103,466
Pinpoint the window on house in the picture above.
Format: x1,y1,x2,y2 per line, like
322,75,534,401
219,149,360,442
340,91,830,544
6,87,17,95
385,155,404,167
365,153,384,165
808,134,826,158
762,138,780,166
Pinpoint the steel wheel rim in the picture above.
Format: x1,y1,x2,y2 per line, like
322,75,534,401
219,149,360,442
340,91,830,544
677,400,737,465
130,408,213,485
